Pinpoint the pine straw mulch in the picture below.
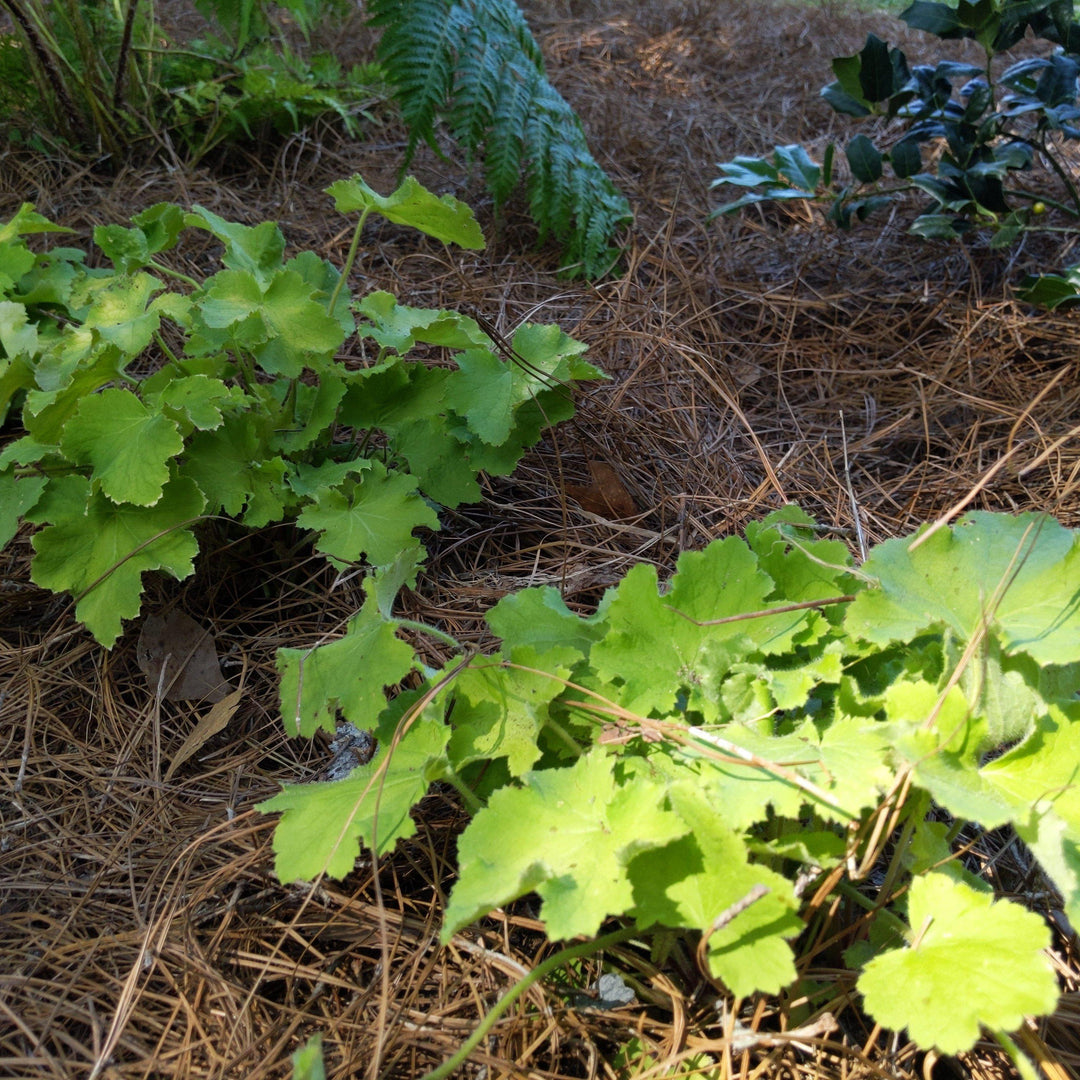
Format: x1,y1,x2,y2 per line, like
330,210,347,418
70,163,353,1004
5,0,1080,1076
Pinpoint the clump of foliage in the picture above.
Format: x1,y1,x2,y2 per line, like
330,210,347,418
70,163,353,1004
710,0,1080,250
0,0,385,161
261,504,1080,1072
370,0,633,277
0,176,600,646
0,0,383,161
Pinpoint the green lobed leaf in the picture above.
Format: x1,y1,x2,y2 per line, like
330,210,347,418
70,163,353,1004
296,459,440,568
0,203,75,242
355,291,493,353
589,539,813,720
846,512,1080,666
445,645,579,775
29,474,205,647
858,872,1057,1052
326,174,486,249
487,585,609,657
0,472,47,550
443,749,688,942
81,272,190,358
185,205,286,284
59,388,184,506
630,786,803,996
260,716,449,879
197,268,345,376
151,374,250,432
277,581,418,737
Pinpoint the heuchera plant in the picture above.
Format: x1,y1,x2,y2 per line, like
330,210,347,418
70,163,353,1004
0,175,601,645
263,506,1078,1072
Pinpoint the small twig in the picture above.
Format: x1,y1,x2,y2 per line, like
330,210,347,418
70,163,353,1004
696,884,768,973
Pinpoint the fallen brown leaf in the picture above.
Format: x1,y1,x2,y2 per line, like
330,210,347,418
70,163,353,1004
564,460,637,519
137,610,229,703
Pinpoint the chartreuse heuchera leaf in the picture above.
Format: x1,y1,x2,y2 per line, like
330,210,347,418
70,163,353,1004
257,506,1080,1061
443,750,689,942
28,474,205,647
277,581,420,738
326,174,486,249
261,716,450,880
858,872,1058,1053
1,176,596,647
847,511,1080,665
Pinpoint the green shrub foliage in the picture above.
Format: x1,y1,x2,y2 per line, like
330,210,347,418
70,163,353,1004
711,0,1080,251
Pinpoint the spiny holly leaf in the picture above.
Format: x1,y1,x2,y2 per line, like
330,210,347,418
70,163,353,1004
260,717,449,880
445,646,579,776
29,474,205,647
277,582,418,736
630,786,803,996
59,388,183,506
847,512,1080,666
295,459,440,568
326,175,485,249
442,749,687,942
858,872,1058,1053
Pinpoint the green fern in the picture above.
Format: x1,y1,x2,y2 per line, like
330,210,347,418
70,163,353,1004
369,0,631,277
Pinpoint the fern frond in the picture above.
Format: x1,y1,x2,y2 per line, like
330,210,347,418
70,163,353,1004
372,0,631,277
368,0,459,163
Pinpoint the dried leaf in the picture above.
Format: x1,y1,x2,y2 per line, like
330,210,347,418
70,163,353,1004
137,610,229,702
565,460,637,519
164,687,243,781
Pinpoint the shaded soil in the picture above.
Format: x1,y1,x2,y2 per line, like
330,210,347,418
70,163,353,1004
4,1,1080,1077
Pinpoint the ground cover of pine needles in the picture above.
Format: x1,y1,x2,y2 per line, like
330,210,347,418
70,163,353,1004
4,0,1080,1077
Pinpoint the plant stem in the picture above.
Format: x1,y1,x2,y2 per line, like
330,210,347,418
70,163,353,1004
1034,135,1080,217
419,924,639,1080
328,209,369,317
148,261,200,288
394,618,462,651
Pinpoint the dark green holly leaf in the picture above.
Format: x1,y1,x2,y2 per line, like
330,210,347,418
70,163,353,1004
846,134,884,183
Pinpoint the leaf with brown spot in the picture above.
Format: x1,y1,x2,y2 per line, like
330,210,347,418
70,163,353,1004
565,460,637,519
137,610,229,702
